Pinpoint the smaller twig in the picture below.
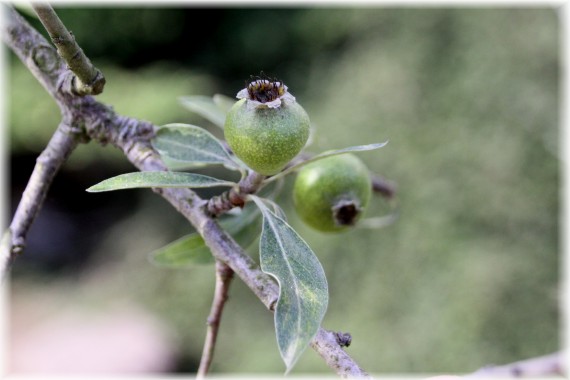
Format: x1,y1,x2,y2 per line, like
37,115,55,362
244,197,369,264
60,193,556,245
206,171,265,216
32,2,105,96
197,261,235,379
1,120,83,277
466,351,565,378
371,175,397,199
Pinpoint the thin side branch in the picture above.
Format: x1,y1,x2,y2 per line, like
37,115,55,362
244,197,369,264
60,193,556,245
197,261,235,379
371,175,397,199
1,120,82,274
31,2,105,95
467,351,565,378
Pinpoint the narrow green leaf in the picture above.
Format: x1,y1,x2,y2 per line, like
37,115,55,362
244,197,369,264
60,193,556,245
251,196,328,373
150,204,262,268
161,157,210,171
179,96,227,128
150,234,214,267
222,203,260,233
266,141,388,183
153,123,241,171
213,94,236,114
86,172,235,192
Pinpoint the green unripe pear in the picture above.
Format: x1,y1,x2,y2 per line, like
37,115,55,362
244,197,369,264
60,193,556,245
224,79,310,176
293,154,372,233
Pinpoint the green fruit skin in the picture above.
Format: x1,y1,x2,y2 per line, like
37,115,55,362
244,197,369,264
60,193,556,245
293,154,372,232
224,98,310,175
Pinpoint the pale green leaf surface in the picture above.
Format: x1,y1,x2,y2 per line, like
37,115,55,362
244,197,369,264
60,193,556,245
152,123,241,171
251,196,328,373
179,96,227,128
161,156,210,171
221,203,261,236
150,204,262,268
267,141,388,183
213,94,237,114
257,197,288,221
150,234,214,267
86,172,235,192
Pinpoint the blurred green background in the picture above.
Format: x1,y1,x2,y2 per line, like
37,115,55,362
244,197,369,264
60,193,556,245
7,6,559,376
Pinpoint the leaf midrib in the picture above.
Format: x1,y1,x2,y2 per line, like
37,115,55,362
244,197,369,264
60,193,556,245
264,211,303,361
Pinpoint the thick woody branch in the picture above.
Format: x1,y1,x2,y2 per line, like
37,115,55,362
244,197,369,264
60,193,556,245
197,261,234,379
2,4,68,104
32,2,105,95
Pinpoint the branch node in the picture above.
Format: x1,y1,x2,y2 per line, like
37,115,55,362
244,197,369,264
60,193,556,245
334,331,352,348
206,172,266,216
30,44,59,73
269,297,278,312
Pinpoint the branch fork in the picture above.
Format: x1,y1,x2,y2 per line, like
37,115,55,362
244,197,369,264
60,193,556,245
31,2,105,96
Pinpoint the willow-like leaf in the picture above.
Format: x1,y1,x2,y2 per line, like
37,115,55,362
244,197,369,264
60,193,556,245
266,141,388,183
179,96,227,128
152,123,242,171
251,195,328,373
212,93,236,114
150,204,261,268
150,234,214,267
86,172,235,192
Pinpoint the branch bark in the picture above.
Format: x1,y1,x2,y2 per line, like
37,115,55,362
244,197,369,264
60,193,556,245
197,261,234,379
3,5,371,377
206,171,265,216
3,120,82,258
466,351,565,378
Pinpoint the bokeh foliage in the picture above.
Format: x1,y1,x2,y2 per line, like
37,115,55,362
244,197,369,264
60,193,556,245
8,7,559,374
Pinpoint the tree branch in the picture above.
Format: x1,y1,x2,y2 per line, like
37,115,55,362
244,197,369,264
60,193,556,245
197,261,234,379
31,2,105,95
3,5,371,377
466,351,565,378
371,175,396,199
4,120,82,257
2,4,68,104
